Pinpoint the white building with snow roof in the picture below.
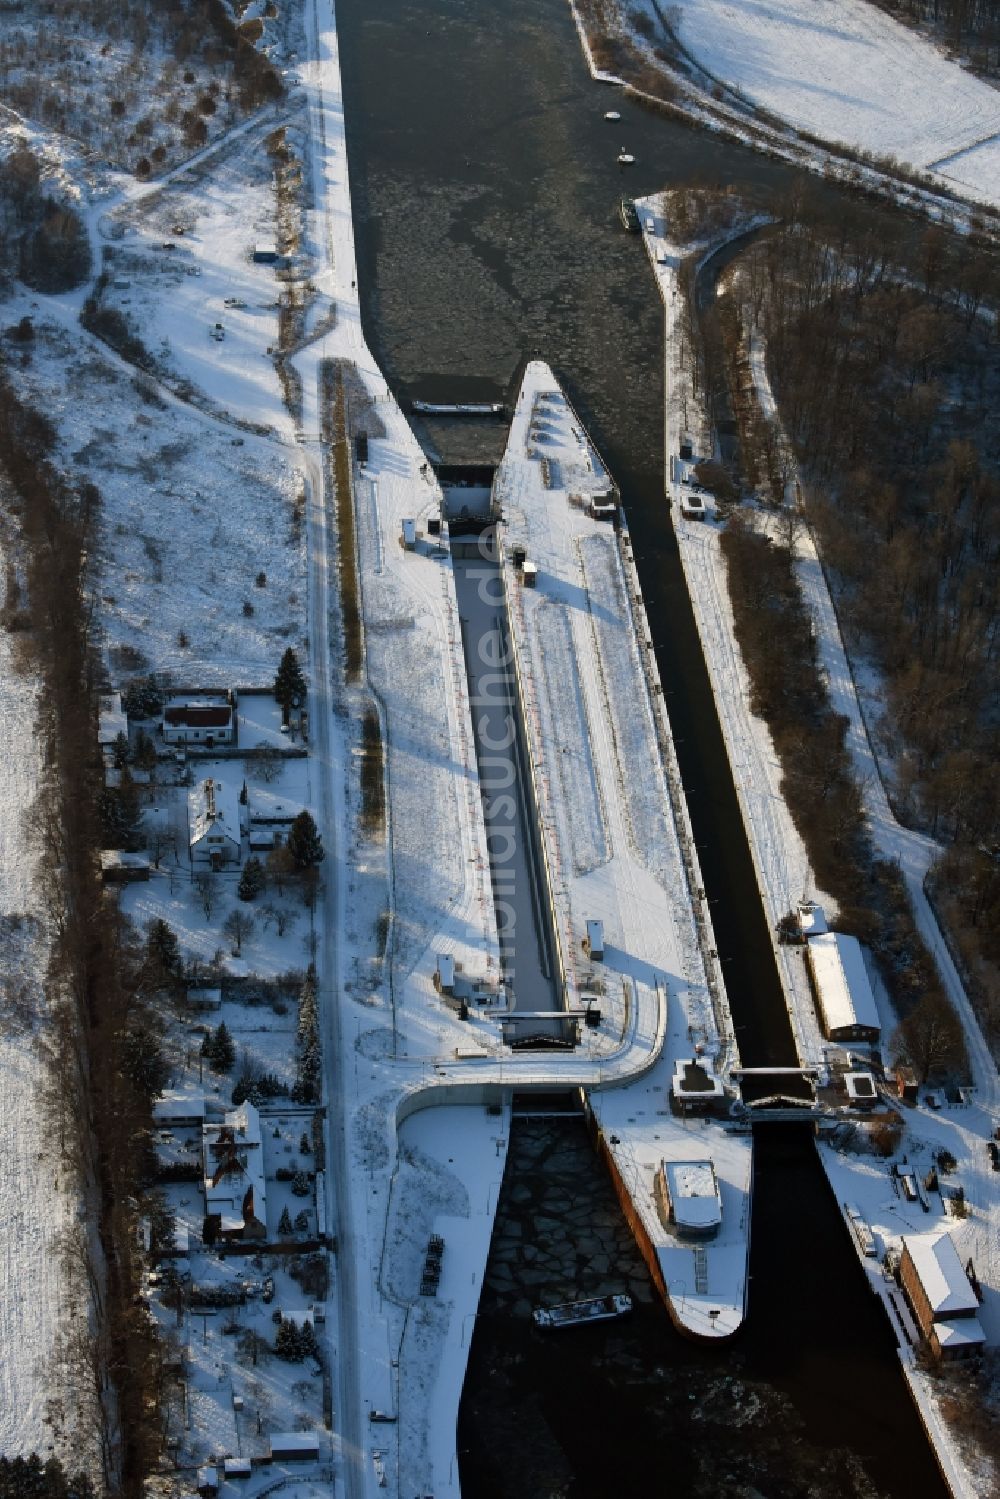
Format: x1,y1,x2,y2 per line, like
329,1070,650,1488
806,931,880,1043
188,776,242,868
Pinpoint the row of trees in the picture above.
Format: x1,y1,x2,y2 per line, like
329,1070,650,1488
0,359,164,1489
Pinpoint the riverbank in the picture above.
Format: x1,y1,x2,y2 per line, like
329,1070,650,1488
645,204,999,1496
568,0,1000,238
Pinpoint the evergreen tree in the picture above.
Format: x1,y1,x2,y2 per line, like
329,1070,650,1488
134,727,158,772
287,809,324,870
203,1021,236,1073
147,917,181,979
278,1205,293,1235
112,729,130,769
274,647,306,722
237,856,265,902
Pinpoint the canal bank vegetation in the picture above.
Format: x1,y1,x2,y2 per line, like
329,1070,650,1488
0,360,164,1492
360,705,386,837
321,359,363,680
701,192,1000,1066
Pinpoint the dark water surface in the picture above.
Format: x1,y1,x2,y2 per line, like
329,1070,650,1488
333,0,948,1492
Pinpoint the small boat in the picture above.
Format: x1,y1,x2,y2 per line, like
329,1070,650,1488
533,1293,633,1330
617,152,635,165
619,196,641,233
604,110,621,121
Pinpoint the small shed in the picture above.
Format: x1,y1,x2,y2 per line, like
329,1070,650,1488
586,920,604,961
222,1458,252,1481
186,985,222,1012
196,1467,218,1497
655,1159,722,1239
269,1431,320,1462
401,518,417,551
252,243,280,263
522,560,538,587
892,1064,919,1103
100,850,151,884
844,1071,878,1107
436,954,456,994
798,901,828,938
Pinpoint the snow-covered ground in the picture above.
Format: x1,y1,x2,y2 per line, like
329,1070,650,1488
0,546,95,1464
636,0,1000,209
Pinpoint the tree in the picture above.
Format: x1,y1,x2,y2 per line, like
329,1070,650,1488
223,907,255,956
287,809,324,870
121,1025,169,1101
892,991,965,1083
112,729,131,769
203,1021,236,1073
278,1205,293,1236
195,872,216,921
274,647,307,723
147,918,181,980
238,856,265,902
266,843,296,894
134,728,158,772
274,1317,319,1363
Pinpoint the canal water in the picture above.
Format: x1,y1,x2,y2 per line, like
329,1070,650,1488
334,0,948,1491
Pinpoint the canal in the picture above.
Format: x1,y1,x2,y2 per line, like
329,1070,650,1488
333,0,948,1492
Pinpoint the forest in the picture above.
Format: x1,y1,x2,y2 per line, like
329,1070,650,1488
717,189,1000,1054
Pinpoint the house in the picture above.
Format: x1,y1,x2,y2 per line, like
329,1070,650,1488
655,1159,722,1239
203,1102,267,1241
899,1234,984,1361
806,931,880,1044
188,777,242,868
162,692,235,747
269,1431,319,1463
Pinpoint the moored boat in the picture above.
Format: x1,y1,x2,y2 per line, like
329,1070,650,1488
533,1292,632,1329
619,196,640,233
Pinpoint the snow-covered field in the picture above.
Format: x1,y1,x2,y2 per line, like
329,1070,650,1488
655,0,1000,207
8,318,303,684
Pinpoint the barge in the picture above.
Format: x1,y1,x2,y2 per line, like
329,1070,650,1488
533,1293,632,1330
